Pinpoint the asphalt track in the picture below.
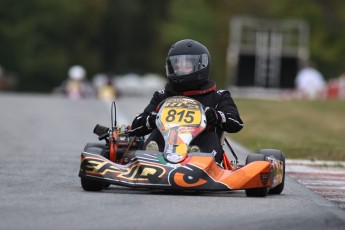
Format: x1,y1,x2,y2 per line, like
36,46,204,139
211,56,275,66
1,93,345,230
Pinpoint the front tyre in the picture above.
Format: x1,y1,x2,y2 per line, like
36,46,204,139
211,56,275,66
81,177,105,191
80,143,108,191
245,154,268,197
257,149,285,195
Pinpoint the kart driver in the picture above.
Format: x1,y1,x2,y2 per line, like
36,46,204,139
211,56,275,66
130,39,243,164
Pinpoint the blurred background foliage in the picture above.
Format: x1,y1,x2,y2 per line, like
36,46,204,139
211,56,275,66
1,0,345,92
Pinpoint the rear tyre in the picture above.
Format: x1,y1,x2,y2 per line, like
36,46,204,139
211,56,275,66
257,149,285,194
84,142,109,159
81,177,105,191
245,154,268,197
84,142,106,151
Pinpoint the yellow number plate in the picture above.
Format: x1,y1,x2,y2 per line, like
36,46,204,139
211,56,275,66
161,108,201,126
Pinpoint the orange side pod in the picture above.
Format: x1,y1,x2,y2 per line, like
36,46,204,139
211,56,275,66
109,131,118,162
219,161,271,190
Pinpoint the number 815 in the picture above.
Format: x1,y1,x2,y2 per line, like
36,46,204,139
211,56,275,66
165,109,195,123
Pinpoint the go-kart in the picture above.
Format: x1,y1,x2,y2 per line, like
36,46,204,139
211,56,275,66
79,96,285,197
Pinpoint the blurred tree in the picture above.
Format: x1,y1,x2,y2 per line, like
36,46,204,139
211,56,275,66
1,0,345,92
0,0,170,92
101,0,170,75
0,0,106,92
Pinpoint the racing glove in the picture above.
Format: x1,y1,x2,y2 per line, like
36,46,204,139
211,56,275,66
205,107,222,126
146,112,157,130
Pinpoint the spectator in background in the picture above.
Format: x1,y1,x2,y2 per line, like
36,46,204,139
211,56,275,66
325,72,345,100
65,65,95,99
97,79,117,101
53,65,95,99
92,73,117,101
295,61,326,99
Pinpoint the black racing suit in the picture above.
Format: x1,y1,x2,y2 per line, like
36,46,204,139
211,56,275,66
130,80,243,163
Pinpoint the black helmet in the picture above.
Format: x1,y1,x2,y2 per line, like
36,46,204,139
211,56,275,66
165,39,210,89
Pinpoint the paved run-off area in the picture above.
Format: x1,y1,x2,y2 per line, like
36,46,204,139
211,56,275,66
286,160,345,209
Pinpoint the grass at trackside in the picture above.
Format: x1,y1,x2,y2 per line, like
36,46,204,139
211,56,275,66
229,98,345,161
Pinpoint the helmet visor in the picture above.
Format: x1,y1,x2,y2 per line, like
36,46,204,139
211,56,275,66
166,54,209,77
